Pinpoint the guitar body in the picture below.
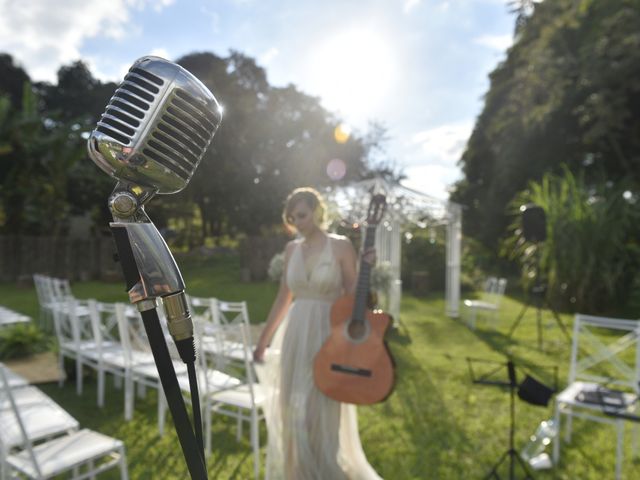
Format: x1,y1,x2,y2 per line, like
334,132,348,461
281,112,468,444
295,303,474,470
314,293,395,405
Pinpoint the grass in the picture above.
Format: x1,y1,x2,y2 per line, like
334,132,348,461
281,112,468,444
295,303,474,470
1,255,639,479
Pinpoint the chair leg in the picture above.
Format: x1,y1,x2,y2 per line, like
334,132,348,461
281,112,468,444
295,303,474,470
251,410,260,479
76,358,83,395
552,401,561,466
97,368,105,408
158,390,166,436
58,353,65,387
565,407,573,443
124,374,134,421
237,412,243,441
615,420,624,480
205,402,212,457
119,446,129,480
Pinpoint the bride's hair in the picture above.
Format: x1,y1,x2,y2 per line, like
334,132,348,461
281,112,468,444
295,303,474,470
283,187,327,233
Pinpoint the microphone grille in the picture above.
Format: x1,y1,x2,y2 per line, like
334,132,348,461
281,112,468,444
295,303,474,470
89,57,222,194
95,66,162,145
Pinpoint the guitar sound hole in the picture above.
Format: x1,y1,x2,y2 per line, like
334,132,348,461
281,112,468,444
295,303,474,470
347,321,368,342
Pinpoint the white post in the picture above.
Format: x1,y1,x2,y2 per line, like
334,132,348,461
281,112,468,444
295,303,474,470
445,202,462,317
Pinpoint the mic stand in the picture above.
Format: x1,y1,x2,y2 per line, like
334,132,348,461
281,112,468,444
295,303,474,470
507,245,570,349
108,183,207,479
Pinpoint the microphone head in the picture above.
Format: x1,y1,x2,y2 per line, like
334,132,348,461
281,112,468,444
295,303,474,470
88,56,222,194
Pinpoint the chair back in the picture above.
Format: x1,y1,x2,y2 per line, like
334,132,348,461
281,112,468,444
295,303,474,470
0,366,42,477
217,300,251,331
52,297,85,350
187,296,219,333
196,322,252,393
480,277,507,307
568,314,640,393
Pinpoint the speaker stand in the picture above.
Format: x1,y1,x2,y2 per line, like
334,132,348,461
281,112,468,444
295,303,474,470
507,247,570,349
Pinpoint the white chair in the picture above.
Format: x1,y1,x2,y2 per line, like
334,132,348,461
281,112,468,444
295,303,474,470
0,363,27,389
109,303,188,432
188,297,253,363
204,323,265,479
33,275,85,333
0,306,30,329
84,300,146,417
52,297,98,395
552,314,640,479
32,274,57,331
186,295,218,328
0,367,129,480
0,366,79,479
463,276,507,329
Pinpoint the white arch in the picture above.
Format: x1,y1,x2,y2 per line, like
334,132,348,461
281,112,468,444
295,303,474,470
326,178,462,319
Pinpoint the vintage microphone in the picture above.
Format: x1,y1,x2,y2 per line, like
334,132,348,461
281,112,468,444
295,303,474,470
87,55,222,479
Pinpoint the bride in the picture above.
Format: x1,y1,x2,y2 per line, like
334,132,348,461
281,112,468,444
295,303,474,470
253,187,382,480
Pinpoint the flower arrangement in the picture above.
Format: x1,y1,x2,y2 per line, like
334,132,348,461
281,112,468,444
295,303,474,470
370,261,394,295
267,251,285,282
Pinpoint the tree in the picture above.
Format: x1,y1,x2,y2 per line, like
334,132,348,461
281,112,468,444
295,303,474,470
0,54,30,108
451,0,640,250
0,84,87,235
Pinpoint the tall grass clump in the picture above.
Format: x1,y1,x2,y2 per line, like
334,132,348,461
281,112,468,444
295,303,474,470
503,167,640,313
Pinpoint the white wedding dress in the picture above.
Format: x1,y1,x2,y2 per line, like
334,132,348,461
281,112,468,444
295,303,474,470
258,235,382,480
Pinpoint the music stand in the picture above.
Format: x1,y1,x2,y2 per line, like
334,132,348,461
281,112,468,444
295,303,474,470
467,358,558,480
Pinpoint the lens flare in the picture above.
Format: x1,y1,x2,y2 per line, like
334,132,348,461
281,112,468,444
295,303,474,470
326,158,346,181
334,124,351,144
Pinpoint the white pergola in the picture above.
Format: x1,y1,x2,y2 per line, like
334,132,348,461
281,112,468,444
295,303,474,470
326,178,462,319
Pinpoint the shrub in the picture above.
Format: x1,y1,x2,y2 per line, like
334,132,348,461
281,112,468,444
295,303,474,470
503,168,640,313
0,324,49,359
401,228,446,292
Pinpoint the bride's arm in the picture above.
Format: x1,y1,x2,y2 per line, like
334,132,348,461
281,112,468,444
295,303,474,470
253,241,295,362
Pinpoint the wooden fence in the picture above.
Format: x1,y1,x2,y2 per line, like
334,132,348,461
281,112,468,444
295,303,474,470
0,234,290,284
0,235,121,283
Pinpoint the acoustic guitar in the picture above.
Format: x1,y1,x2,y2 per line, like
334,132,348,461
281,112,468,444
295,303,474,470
313,194,395,405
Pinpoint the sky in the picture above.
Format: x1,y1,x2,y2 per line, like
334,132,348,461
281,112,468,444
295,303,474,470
0,0,515,200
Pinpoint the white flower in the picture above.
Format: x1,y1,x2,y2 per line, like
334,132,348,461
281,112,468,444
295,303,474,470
267,252,285,282
370,261,394,293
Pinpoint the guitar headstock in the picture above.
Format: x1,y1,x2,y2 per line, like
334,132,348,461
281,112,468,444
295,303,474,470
366,193,387,227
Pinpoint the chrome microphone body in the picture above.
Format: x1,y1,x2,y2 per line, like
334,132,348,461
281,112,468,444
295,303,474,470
89,55,221,195
87,55,222,357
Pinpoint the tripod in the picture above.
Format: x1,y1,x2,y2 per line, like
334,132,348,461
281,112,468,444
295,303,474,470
507,246,570,349
484,361,534,480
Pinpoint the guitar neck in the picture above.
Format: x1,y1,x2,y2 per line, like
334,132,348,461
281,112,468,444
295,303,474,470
353,224,377,323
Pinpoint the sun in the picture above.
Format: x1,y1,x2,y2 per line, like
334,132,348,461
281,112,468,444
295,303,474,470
307,28,396,122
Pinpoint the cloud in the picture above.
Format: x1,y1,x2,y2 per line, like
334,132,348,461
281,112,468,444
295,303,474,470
401,164,461,200
149,47,171,60
403,0,421,14
0,0,174,82
410,122,473,168
394,122,472,199
259,47,279,67
474,33,513,52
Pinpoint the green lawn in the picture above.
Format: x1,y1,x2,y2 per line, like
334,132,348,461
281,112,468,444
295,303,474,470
1,255,639,479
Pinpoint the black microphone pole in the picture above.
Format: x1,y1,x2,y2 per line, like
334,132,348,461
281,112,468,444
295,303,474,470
111,220,207,480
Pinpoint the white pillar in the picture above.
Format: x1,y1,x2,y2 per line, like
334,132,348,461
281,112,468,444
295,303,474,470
445,203,462,317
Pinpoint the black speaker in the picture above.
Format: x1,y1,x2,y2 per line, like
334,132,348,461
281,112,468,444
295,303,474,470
521,204,546,243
